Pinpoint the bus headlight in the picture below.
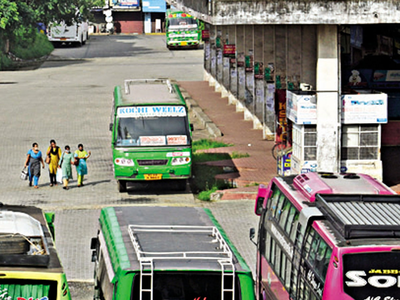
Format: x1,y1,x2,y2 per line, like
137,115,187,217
115,158,134,166
171,157,191,165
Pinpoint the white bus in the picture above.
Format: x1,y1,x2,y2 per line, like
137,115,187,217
47,20,89,46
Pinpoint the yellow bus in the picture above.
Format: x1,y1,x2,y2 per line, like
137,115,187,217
0,204,71,300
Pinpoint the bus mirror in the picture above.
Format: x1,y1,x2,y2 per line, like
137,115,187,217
255,197,265,216
190,124,194,131
90,237,98,250
109,123,113,131
249,228,256,246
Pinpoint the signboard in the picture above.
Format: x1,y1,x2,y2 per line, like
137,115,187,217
373,69,400,82
142,0,166,12
167,135,187,145
202,30,210,40
112,0,139,8
291,156,318,174
277,150,292,176
286,91,317,124
117,106,187,118
341,93,388,124
223,44,236,57
139,136,166,146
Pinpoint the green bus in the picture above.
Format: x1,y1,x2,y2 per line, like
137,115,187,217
0,204,71,300
110,79,192,192
90,206,256,300
165,10,200,49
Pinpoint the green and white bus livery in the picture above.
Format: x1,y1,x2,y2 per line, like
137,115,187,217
165,10,200,49
110,79,192,192
90,206,256,300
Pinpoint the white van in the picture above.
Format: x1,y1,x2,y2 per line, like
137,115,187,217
47,20,89,46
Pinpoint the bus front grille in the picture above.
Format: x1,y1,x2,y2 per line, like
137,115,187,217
137,160,168,166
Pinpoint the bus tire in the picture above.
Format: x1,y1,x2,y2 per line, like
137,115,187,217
117,180,127,193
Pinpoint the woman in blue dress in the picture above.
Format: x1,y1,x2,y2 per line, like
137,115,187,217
24,142,45,188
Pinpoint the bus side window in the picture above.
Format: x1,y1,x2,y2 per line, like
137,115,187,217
289,212,300,243
274,194,286,219
268,187,281,215
278,199,291,228
285,205,297,235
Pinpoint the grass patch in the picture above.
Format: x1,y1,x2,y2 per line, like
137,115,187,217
231,151,250,159
193,139,232,152
193,152,231,163
197,186,218,201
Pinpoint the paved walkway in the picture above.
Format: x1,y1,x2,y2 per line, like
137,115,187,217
179,81,400,197
179,81,278,199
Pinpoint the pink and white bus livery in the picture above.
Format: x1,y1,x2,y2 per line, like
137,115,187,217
250,172,400,300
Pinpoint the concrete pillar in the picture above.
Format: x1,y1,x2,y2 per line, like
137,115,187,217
245,25,254,112
264,25,275,139
204,24,211,73
254,25,264,124
222,26,230,90
316,25,340,172
229,26,238,98
216,27,223,85
210,25,217,80
237,25,245,102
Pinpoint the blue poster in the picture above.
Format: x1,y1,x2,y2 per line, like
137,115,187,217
142,0,167,12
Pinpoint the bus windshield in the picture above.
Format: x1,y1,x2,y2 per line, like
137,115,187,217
168,18,198,31
132,272,238,300
116,116,190,147
343,252,400,300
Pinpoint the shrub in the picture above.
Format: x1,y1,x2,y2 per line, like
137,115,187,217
12,31,53,60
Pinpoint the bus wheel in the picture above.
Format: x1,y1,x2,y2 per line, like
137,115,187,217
117,180,127,193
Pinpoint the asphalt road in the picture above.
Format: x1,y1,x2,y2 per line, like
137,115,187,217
0,35,258,300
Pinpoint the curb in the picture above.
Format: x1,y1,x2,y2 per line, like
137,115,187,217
179,87,223,138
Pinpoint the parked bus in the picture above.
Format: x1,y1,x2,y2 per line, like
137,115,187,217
165,10,200,49
90,206,256,300
0,204,71,300
250,172,400,300
110,79,192,192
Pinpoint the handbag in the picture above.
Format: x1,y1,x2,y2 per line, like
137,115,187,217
56,168,63,184
20,168,29,180
45,155,51,164
74,157,80,166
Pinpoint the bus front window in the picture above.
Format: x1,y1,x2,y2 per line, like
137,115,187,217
116,117,190,147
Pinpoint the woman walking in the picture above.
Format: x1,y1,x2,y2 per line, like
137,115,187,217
46,139,62,187
58,145,74,190
74,144,91,187
24,142,45,189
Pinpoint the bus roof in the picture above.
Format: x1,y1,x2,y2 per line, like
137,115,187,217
114,79,185,107
0,204,63,272
99,206,251,275
315,194,400,240
282,172,395,202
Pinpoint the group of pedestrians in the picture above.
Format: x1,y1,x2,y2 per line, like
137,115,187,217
24,140,91,190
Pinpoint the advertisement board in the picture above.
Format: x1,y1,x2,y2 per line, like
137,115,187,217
142,0,166,12
286,91,317,124
111,0,139,8
341,92,388,124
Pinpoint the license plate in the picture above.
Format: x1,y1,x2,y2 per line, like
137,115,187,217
60,38,67,41
144,174,162,180
181,42,188,46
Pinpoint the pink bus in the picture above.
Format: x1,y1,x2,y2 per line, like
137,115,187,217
250,172,400,300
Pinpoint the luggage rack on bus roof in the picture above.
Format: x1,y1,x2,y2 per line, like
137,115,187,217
315,194,400,240
0,210,50,267
128,224,235,300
